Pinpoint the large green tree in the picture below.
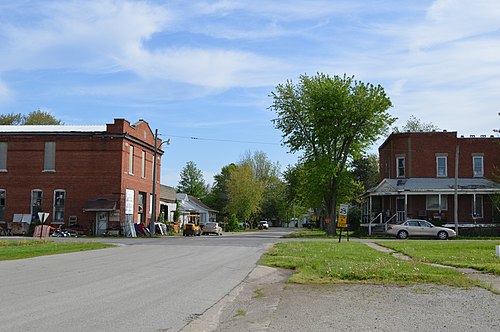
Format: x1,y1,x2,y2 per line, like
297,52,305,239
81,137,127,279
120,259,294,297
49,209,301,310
226,163,264,226
0,110,62,125
204,163,237,217
177,161,208,200
270,73,395,235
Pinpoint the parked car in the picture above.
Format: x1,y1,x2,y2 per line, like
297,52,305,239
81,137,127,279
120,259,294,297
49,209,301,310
387,219,456,240
258,221,269,230
202,222,223,236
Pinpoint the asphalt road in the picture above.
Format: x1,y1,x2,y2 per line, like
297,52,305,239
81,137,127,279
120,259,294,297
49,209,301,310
0,228,293,332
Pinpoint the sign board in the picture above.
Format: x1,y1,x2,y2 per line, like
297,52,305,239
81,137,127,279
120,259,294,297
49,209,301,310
38,212,49,224
125,189,134,215
337,215,347,228
339,204,349,216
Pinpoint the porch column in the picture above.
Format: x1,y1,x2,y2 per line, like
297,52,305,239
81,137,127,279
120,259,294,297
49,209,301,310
438,194,442,219
369,195,373,219
404,193,408,221
473,193,477,218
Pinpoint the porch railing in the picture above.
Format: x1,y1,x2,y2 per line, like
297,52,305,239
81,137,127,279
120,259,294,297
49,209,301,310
368,213,398,235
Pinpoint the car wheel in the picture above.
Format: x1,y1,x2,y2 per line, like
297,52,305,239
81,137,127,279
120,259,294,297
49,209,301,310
437,231,448,240
397,230,408,239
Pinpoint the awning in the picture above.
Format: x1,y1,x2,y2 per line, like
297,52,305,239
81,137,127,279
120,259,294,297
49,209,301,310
83,198,116,212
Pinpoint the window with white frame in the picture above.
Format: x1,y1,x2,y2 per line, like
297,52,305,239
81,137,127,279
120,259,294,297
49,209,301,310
0,142,7,171
44,142,56,171
0,190,5,222
472,195,483,218
128,145,134,175
396,157,405,178
141,150,146,178
31,190,43,219
473,155,484,177
436,155,447,177
426,195,448,210
53,190,65,223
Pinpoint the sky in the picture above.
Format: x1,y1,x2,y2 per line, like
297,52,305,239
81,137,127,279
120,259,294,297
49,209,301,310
0,0,499,187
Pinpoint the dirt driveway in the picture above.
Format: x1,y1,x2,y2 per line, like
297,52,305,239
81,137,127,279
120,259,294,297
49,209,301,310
184,265,500,332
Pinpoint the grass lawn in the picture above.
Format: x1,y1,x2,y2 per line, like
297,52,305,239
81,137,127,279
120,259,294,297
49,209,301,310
260,241,482,288
0,240,115,260
377,240,500,275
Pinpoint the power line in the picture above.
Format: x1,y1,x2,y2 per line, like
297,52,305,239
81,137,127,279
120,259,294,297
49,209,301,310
163,134,281,146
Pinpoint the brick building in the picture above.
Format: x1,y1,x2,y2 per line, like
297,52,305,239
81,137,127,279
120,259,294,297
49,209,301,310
0,118,163,235
363,131,500,231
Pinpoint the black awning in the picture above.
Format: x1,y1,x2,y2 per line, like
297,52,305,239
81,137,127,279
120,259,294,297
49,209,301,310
83,198,116,212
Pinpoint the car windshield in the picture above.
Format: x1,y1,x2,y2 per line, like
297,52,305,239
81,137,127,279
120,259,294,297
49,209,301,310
205,222,215,227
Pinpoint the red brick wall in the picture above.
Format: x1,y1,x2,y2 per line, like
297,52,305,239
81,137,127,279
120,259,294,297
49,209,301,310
0,118,162,233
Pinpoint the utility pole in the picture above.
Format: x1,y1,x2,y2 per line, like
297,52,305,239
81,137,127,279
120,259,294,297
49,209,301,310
150,129,158,237
454,144,459,235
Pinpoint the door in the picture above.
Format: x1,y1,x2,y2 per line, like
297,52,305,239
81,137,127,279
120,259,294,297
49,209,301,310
96,212,108,236
396,197,406,222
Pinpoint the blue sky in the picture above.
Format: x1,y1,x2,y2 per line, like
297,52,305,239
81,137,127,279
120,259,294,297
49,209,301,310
1,0,499,187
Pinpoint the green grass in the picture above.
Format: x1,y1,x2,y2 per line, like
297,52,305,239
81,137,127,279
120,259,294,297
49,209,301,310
253,288,265,298
377,240,500,275
285,229,354,238
260,241,481,288
0,240,115,260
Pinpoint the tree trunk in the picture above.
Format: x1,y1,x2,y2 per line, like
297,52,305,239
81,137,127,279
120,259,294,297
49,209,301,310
325,180,338,236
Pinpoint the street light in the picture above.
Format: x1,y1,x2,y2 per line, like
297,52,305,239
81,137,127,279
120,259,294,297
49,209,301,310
149,129,168,237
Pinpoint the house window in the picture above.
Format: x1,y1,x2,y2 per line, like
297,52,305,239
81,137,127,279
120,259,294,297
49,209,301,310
141,151,146,178
44,142,56,172
396,157,405,178
473,156,484,177
0,142,7,171
128,145,134,175
436,155,447,177
426,195,447,211
472,195,483,218
53,190,65,223
0,190,5,222
31,190,43,220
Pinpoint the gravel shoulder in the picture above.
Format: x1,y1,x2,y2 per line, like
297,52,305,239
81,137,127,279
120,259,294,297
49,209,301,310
183,265,500,332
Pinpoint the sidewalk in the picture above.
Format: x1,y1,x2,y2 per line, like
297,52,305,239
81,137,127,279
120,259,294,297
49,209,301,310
183,239,500,332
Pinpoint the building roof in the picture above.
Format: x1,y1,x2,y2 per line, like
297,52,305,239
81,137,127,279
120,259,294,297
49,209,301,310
0,125,107,133
176,193,217,213
160,185,177,202
367,178,500,196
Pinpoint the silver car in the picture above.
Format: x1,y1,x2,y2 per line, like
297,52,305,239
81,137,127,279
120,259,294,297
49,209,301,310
387,219,456,240
202,222,223,236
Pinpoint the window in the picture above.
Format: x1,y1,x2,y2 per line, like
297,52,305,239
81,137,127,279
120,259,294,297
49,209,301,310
31,190,43,220
472,195,483,218
141,151,146,178
426,195,447,211
53,190,65,223
396,157,405,178
128,145,134,175
0,190,5,222
0,142,7,171
436,155,447,177
44,142,56,171
473,156,484,177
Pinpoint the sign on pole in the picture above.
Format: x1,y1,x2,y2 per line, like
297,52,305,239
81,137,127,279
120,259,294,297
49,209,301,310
38,212,49,224
339,204,349,216
337,215,347,228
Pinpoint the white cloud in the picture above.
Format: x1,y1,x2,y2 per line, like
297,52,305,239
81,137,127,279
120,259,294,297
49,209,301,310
0,78,11,102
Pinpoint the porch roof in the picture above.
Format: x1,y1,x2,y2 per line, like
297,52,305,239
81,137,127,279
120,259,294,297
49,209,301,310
366,178,500,196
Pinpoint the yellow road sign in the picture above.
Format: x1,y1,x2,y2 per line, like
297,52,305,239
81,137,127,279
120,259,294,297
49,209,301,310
337,215,347,228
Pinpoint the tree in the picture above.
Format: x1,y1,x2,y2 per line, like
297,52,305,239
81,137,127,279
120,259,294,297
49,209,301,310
239,151,285,222
0,110,62,125
270,73,395,235
351,154,380,192
177,161,208,200
0,113,23,125
226,164,264,226
393,115,439,133
204,163,236,218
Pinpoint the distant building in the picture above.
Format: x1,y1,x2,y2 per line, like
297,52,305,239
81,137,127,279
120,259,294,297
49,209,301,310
159,185,177,222
363,131,500,232
0,118,163,235
176,193,217,226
